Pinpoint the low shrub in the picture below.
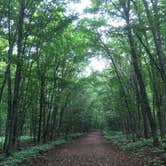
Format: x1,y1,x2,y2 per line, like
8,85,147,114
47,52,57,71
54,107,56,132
103,130,166,166
0,132,82,166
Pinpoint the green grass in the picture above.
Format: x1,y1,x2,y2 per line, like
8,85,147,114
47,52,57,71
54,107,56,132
0,133,82,166
103,130,166,166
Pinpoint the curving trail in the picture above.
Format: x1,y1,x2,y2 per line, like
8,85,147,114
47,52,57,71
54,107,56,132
20,131,147,166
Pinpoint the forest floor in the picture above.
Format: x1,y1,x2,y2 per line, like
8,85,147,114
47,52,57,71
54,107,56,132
19,130,148,166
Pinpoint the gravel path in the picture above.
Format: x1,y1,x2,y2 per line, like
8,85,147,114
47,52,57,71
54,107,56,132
20,131,147,166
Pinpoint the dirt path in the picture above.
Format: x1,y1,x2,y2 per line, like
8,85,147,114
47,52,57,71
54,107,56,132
20,131,147,166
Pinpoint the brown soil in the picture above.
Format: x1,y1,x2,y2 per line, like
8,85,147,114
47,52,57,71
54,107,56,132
20,131,148,166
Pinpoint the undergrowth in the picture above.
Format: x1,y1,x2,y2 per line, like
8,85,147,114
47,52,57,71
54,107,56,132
103,130,166,166
0,133,82,166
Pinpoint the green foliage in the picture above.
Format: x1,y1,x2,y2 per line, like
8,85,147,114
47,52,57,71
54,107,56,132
64,133,82,141
0,140,65,166
103,130,128,147
103,130,166,166
0,0,166,165
0,136,31,149
0,133,82,166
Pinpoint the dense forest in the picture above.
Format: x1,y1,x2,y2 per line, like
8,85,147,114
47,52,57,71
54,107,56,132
0,0,166,165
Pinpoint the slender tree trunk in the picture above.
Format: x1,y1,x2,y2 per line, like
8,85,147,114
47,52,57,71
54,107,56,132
3,0,16,153
142,0,166,86
101,42,136,136
120,0,159,145
38,77,45,142
11,1,25,146
128,30,158,145
0,67,8,103
50,106,58,140
3,64,12,155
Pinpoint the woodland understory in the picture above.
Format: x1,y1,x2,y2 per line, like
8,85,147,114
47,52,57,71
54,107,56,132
0,0,166,165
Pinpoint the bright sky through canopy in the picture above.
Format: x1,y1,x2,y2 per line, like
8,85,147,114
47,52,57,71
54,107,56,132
68,0,91,14
85,57,109,76
68,0,108,75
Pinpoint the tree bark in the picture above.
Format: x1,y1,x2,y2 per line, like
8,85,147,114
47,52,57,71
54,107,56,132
119,0,159,145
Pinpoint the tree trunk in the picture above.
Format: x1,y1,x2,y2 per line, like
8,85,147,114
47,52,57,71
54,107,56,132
11,1,25,146
37,78,45,142
120,0,159,145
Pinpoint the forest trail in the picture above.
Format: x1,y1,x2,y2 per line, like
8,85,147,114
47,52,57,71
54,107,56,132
20,131,147,166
